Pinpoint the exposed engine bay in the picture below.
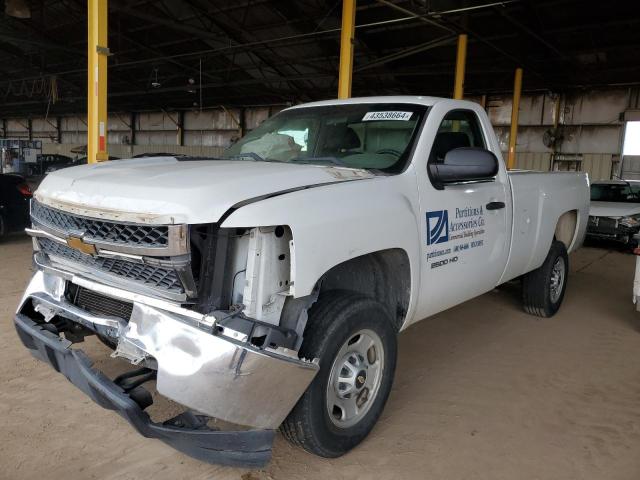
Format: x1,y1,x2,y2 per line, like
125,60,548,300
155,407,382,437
189,224,305,351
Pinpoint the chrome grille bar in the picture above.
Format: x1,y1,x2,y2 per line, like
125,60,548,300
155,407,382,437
38,237,185,295
31,200,189,257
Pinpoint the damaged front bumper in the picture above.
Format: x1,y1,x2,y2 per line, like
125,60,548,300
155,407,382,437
586,217,640,244
15,267,319,466
15,314,275,466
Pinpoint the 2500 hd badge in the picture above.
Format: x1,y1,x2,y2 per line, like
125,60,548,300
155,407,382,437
431,255,459,269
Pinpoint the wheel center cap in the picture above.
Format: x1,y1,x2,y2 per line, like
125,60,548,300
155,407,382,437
356,370,367,389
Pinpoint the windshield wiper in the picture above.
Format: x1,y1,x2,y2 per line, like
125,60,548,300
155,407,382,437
289,156,348,167
228,153,371,171
227,152,267,162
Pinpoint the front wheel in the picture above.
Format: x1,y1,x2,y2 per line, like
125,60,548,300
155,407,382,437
522,240,569,317
281,292,397,457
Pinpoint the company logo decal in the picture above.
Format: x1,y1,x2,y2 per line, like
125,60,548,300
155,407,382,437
426,210,449,245
426,205,488,269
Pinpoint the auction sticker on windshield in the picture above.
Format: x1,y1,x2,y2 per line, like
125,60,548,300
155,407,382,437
362,111,413,121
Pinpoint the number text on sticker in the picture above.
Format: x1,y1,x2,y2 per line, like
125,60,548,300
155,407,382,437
362,111,413,121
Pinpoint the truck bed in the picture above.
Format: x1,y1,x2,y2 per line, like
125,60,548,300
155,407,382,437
500,170,590,283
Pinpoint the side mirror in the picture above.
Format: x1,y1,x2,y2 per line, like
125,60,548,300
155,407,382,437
429,147,499,189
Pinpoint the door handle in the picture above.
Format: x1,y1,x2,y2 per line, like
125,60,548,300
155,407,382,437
486,201,505,210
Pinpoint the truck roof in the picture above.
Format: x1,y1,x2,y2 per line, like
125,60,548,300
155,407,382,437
286,95,478,110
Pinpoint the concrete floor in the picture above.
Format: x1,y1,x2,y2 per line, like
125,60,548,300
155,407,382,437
1,235,639,480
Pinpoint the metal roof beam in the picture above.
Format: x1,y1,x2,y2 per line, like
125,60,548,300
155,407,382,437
355,34,457,72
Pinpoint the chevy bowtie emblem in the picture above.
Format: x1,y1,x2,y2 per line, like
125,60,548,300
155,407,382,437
66,235,98,256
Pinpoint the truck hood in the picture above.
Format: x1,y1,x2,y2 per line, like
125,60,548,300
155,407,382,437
34,157,374,224
589,201,640,219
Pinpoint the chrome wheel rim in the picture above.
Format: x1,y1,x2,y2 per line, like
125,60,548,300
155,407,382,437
550,256,566,303
326,329,385,429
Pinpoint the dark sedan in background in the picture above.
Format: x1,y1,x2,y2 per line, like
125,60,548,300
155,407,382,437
44,155,120,174
29,154,74,176
0,174,32,238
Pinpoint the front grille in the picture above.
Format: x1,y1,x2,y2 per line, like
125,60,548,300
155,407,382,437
67,284,134,320
39,237,184,294
31,200,169,248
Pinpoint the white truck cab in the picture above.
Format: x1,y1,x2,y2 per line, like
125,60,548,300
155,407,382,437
15,96,589,466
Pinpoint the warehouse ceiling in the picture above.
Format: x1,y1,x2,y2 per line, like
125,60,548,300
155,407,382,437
1,0,639,116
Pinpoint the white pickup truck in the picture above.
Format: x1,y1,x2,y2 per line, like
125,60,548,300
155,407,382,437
15,96,589,467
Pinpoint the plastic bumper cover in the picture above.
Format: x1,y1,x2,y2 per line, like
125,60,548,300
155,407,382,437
14,313,275,467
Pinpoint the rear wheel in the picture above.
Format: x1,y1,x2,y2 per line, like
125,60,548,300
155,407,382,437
522,240,569,317
281,291,397,457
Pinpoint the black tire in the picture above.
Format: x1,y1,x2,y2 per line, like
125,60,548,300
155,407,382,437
0,213,6,239
522,240,569,317
281,291,397,457
625,236,638,252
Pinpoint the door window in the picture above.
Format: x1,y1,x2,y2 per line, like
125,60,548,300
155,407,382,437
428,110,486,165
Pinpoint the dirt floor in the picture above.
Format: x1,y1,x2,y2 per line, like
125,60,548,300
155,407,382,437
1,235,639,480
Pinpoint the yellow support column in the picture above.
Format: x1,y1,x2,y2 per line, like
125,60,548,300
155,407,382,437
507,67,523,170
453,34,467,100
87,0,108,164
338,0,356,99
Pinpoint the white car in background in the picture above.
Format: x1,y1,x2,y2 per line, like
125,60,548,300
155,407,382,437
587,180,640,248
632,232,640,330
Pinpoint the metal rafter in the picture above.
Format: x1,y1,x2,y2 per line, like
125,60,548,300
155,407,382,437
1,0,640,116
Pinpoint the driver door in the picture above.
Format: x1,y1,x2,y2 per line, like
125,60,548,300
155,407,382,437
418,109,510,317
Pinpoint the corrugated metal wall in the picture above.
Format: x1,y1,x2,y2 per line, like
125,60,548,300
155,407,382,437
510,152,614,180
513,152,551,171
468,87,632,181
12,106,279,156
27,106,277,158
4,87,638,182
582,154,614,181
42,143,225,158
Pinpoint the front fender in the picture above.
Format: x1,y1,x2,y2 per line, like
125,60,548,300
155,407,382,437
221,173,422,316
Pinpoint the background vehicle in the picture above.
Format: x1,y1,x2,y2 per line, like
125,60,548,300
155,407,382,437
44,155,120,174
0,173,31,238
131,152,186,158
16,96,589,466
29,154,74,176
588,180,640,247
632,232,640,331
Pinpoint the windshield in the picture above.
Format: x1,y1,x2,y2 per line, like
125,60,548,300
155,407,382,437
223,103,428,173
590,183,640,203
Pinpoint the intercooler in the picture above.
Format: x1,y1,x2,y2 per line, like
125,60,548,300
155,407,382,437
66,283,134,321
